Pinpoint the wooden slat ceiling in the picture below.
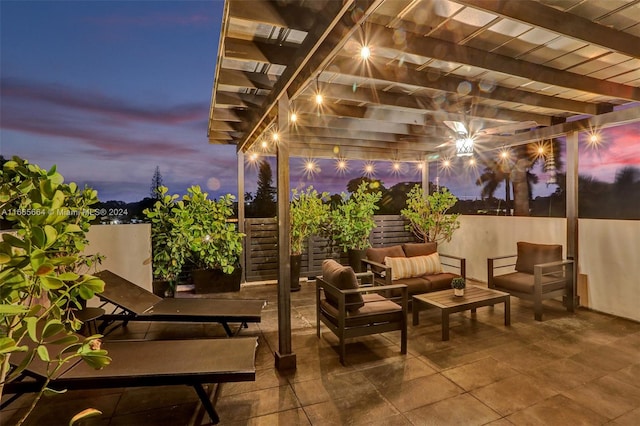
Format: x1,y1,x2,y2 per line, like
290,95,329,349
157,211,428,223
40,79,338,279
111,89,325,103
209,0,640,161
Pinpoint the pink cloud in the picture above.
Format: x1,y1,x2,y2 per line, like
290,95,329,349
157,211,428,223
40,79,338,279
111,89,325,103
1,78,208,124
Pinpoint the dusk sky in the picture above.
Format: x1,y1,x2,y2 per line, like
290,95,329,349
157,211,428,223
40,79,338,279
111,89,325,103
1,1,638,204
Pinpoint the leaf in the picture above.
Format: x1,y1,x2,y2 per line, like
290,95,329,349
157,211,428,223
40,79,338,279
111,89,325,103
40,275,65,289
42,320,65,338
43,387,67,396
25,316,38,341
37,345,51,362
44,225,58,247
47,335,79,346
0,304,29,314
36,263,55,276
2,233,28,249
69,408,103,425
65,223,82,233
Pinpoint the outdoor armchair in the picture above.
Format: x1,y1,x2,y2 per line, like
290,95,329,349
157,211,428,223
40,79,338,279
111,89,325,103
316,259,407,365
488,242,574,321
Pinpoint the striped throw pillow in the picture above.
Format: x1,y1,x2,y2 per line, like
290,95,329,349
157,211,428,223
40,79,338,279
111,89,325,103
384,253,443,280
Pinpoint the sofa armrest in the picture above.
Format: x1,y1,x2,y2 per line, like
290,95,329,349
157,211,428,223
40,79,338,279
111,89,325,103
439,253,466,279
361,258,392,285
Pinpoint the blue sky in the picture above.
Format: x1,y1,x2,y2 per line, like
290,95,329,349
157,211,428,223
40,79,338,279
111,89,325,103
1,1,638,203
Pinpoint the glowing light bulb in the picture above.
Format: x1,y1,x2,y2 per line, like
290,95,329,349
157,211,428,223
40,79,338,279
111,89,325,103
290,113,297,123
360,45,370,60
261,140,268,149
392,162,401,171
590,134,599,144
249,153,258,162
315,93,323,105
337,160,347,170
538,146,545,155
272,132,279,141
500,150,509,159
468,158,476,166
443,159,451,167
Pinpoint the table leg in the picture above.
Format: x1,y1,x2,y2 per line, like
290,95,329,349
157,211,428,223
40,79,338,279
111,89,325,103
441,310,450,341
413,302,420,326
504,296,511,326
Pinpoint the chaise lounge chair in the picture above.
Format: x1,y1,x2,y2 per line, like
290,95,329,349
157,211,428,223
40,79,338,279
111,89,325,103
94,270,266,336
3,336,258,424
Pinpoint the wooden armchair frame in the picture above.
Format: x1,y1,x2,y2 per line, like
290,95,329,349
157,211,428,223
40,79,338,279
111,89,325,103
488,254,574,321
316,273,408,365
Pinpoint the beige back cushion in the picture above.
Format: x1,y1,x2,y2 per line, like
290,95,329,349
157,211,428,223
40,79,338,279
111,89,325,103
321,259,364,311
385,253,443,280
515,242,562,274
402,242,437,257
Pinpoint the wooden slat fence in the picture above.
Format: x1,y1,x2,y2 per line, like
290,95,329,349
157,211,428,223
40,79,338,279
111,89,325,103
243,215,416,282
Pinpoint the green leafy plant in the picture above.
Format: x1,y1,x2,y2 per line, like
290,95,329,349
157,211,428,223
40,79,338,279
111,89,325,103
143,186,188,289
0,156,111,425
329,181,382,252
401,185,460,244
451,277,466,290
290,186,330,256
182,185,244,274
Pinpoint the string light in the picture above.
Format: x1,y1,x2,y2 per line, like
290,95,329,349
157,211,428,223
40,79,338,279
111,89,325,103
363,162,375,177
315,93,323,105
302,159,319,178
290,112,297,123
335,158,349,174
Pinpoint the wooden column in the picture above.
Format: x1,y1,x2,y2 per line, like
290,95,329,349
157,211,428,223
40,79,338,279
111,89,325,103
237,151,246,283
275,95,296,370
565,131,580,310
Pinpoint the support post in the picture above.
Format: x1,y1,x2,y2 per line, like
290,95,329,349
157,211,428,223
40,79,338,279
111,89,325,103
275,95,296,370
565,131,580,310
237,151,246,283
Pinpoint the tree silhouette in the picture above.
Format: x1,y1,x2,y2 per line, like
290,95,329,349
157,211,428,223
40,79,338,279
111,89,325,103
252,160,276,217
476,158,511,215
149,166,164,199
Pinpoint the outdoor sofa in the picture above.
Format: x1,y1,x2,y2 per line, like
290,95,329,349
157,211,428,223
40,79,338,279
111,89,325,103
361,242,466,296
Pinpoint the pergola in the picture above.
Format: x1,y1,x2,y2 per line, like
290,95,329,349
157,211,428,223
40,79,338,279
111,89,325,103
208,0,640,369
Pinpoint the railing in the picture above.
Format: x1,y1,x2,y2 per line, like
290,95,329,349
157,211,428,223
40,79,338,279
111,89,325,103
243,215,416,282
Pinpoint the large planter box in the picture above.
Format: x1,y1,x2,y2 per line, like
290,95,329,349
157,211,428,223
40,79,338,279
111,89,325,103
192,267,242,294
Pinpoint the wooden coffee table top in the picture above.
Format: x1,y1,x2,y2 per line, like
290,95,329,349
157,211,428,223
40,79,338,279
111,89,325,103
413,285,509,308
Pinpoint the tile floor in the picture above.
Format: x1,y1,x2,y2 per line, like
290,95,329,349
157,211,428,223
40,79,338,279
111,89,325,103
2,281,640,425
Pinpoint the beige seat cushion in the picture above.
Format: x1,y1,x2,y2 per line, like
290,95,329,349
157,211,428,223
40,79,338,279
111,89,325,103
515,242,562,274
320,293,402,327
402,242,437,257
322,259,364,311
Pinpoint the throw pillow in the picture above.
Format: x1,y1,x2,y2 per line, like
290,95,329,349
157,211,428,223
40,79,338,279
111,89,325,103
321,259,364,311
385,253,443,280
515,242,562,274
402,242,437,257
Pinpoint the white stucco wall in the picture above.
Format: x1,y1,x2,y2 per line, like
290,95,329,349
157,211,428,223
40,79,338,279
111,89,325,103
85,224,152,292
439,215,639,322
578,219,640,322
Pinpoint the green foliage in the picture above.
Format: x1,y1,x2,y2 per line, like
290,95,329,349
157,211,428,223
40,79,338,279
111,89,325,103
142,186,188,285
401,185,460,244
182,186,244,274
329,181,381,252
0,156,110,425
290,186,330,255
451,277,466,289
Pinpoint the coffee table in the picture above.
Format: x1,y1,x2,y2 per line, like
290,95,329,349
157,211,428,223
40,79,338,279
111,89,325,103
412,285,510,341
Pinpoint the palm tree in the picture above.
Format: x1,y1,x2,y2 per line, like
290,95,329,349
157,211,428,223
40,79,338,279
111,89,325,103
476,158,511,215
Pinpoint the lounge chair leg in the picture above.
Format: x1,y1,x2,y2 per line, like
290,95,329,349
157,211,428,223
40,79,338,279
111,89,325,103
221,322,233,337
339,336,346,365
193,383,220,424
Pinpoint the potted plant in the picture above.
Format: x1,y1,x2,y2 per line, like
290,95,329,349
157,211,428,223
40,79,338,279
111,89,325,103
451,277,466,297
329,181,381,272
182,185,244,293
0,156,111,425
401,185,460,244
143,186,188,297
290,186,330,291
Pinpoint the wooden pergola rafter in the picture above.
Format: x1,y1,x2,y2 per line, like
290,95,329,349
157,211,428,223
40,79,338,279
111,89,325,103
209,0,640,370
